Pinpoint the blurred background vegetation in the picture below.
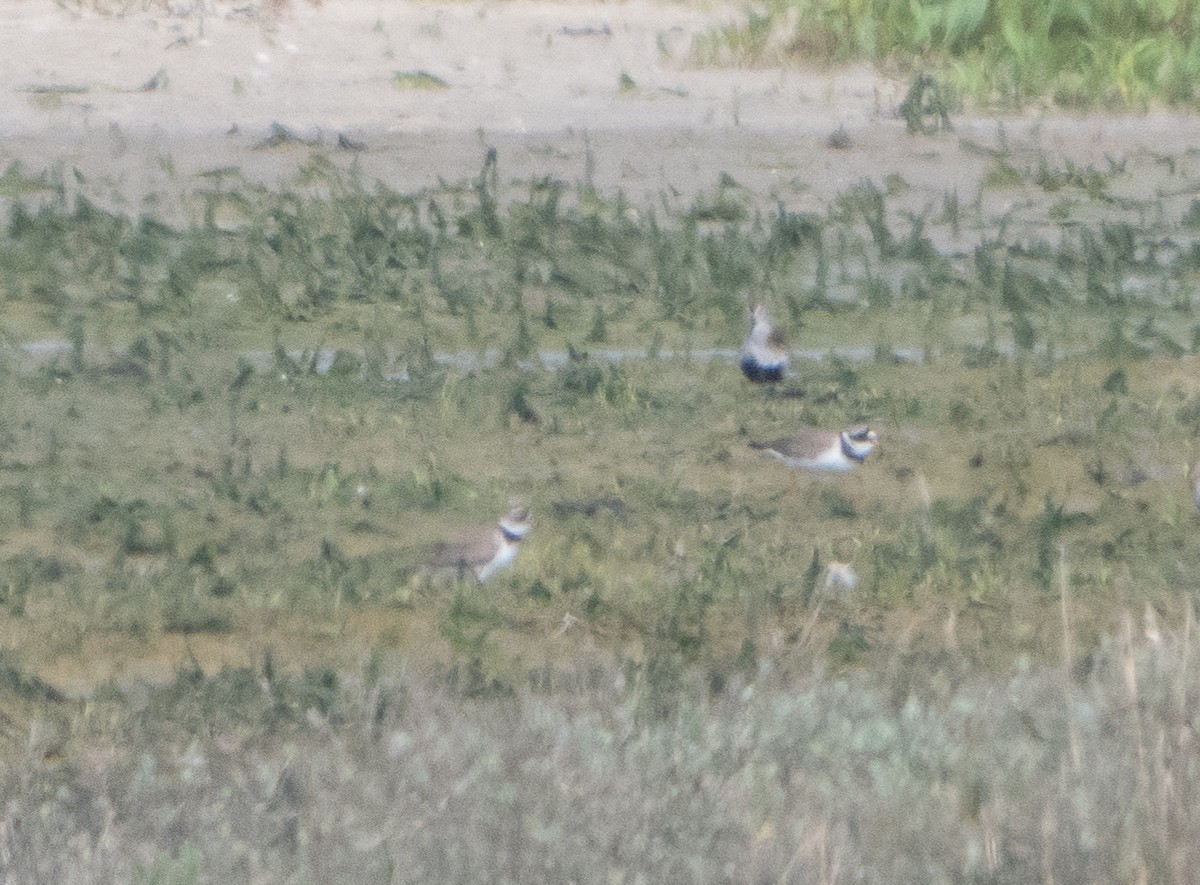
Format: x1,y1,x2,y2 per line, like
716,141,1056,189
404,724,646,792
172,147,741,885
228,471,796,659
692,0,1200,109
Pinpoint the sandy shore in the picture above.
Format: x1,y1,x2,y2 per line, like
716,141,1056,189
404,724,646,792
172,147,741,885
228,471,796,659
4,0,1200,216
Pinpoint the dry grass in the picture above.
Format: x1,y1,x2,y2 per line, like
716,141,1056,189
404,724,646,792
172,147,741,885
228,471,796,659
1,616,1198,883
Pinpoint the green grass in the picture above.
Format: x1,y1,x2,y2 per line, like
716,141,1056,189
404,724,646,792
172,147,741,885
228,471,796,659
2,146,1200,878
392,70,450,91
691,0,1200,110
2,150,1200,668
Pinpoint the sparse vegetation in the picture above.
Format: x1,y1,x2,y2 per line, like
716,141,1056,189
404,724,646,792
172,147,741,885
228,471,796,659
1,145,1200,879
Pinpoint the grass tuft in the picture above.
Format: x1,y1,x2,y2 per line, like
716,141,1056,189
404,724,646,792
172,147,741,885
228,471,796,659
692,0,1200,109
392,70,449,91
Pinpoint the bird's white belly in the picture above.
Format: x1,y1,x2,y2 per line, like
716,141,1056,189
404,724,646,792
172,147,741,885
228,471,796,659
774,447,850,472
476,540,519,582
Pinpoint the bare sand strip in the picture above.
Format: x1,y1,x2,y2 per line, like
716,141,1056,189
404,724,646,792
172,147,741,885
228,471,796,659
5,0,1200,216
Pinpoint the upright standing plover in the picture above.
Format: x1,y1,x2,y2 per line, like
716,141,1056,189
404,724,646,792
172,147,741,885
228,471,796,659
740,304,790,384
750,425,878,472
429,505,532,583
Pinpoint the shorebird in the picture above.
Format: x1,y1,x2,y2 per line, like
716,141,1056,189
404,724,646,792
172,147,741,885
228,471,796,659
740,304,790,384
429,505,532,583
750,425,878,473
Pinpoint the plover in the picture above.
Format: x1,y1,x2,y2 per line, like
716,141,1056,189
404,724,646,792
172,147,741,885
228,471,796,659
429,506,532,583
740,304,790,384
750,425,878,472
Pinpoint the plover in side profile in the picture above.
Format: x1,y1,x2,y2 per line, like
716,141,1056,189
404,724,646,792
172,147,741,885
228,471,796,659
750,425,878,473
429,506,532,583
740,304,790,384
